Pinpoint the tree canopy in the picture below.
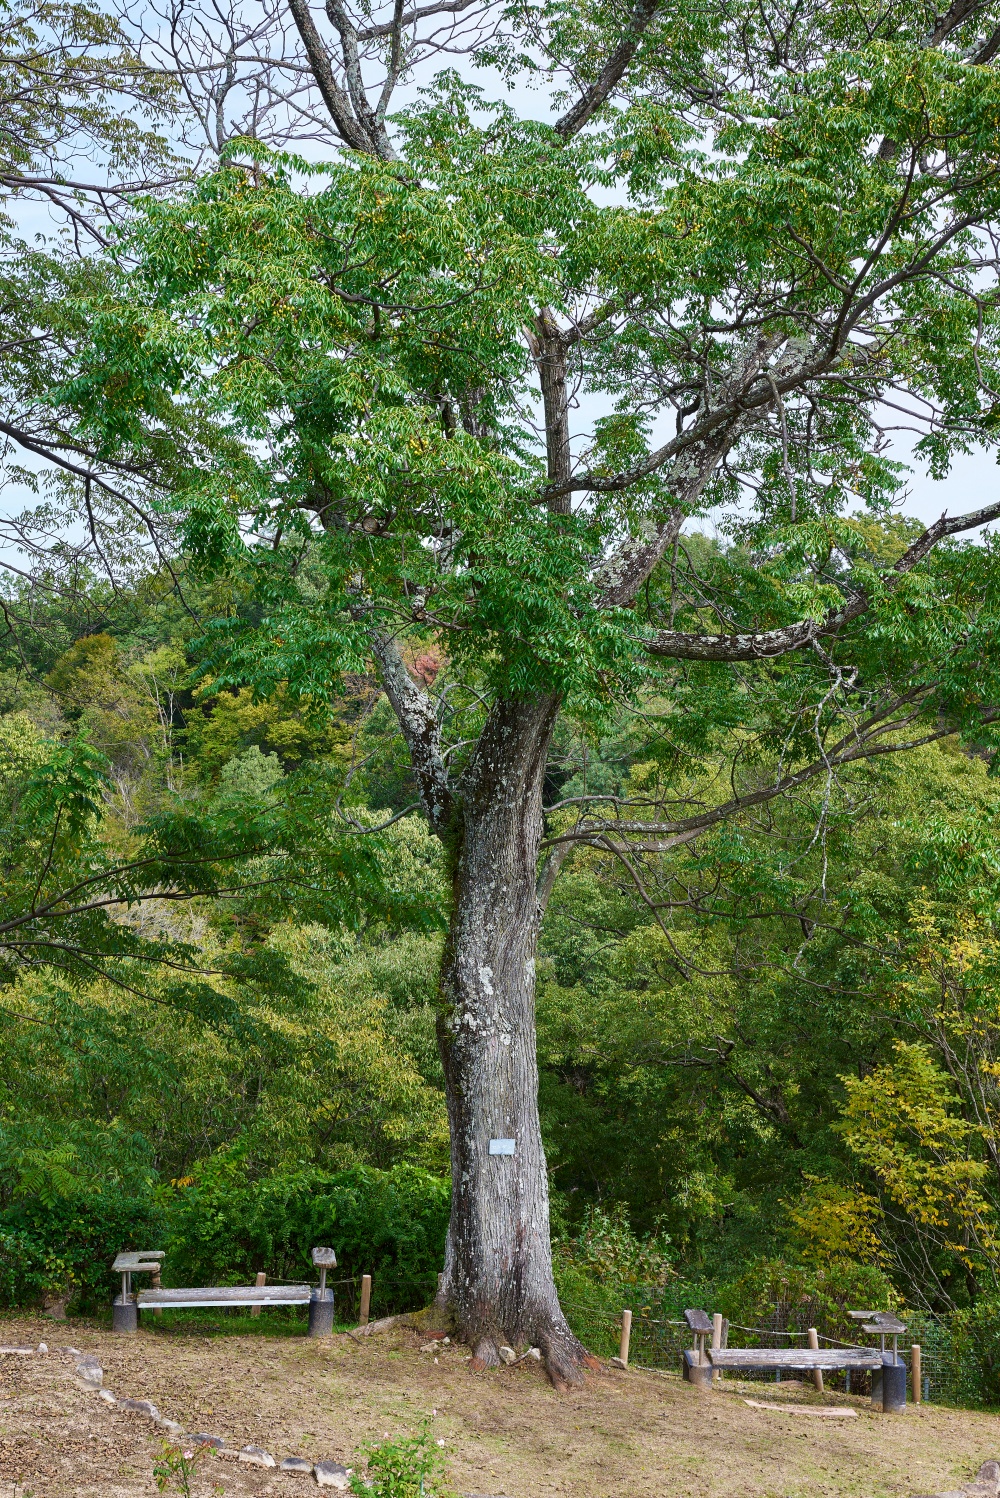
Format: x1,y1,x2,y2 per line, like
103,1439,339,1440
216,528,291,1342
7,0,1000,1385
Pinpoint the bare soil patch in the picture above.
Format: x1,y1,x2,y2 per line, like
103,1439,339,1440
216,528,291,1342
0,1312,994,1497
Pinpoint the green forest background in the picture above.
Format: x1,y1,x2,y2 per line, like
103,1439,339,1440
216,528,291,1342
6,554,1000,1398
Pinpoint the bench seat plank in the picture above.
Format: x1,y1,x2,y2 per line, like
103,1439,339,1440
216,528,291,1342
137,1285,310,1308
710,1348,882,1370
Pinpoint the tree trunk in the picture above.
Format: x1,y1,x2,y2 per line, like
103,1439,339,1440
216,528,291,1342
435,692,595,1387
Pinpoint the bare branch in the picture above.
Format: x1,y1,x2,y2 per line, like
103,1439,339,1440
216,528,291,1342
541,704,965,854
356,0,479,41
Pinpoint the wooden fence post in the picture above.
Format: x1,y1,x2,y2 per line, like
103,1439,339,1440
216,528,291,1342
711,1313,723,1380
808,1327,824,1393
619,1309,632,1367
251,1271,265,1319
911,1345,921,1404
359,1274,372,1327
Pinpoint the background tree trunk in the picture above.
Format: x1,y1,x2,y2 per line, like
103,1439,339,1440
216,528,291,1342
436,693,594,1387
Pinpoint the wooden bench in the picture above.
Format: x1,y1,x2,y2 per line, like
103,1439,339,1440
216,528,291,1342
112,1247,337,1337
137,1282,311,1309
709,1348,883,1372
680,1305,909,1411
709,1346,907,1411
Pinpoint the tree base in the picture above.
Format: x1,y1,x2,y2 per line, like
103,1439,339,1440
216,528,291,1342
467,1327,600,1389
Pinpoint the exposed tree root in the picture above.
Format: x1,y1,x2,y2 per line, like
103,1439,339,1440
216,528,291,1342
538,1320,602,1389
462,1322,598,1388
346,1314,399,1341
347,1299,599,1392
470,1336,501,1371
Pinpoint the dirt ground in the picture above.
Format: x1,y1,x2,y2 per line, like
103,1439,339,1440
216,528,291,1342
0,1311,997,1498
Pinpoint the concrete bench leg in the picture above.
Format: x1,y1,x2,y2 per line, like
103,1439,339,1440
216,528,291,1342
308,1288,334,1337
113,1296,138,1334
879,1358,906,1413
681,1349,712,1388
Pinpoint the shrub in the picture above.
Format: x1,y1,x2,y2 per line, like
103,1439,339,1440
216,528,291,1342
0,1228,60,1308
162,1152,450,1314
0,1112,164,1312
553,1205,674,1358
714,1257,900,1344
554,1204,674,1290
0,1187,164,1312
350,1420,451,1498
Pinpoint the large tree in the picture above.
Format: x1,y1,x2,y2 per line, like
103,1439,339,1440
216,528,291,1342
43,0,1000,1382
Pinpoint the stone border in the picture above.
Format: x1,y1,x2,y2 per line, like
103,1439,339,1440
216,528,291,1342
0,1341,510,1496
8,1341,995,1498
35,1344,352,1488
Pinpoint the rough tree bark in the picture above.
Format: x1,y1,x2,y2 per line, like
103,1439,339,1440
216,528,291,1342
433,693,598,1386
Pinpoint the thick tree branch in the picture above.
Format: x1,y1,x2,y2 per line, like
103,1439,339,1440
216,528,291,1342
536,839,573,914
374,0,406,123
974,22,1000,61
325,0,396,158
591,391,765,609
285,0,378,153
553,0,661,139
369,628,454,834
928,0,982,45
534,308,572,513
643,496,1000,660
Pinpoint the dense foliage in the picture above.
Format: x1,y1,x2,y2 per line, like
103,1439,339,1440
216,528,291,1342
8,0,1000,1399
6,581,1000,1348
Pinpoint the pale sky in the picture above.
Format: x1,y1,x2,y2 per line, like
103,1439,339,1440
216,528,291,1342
896,442,999,529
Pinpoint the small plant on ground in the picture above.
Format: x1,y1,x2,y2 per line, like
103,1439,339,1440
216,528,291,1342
350,1418,451,1497
153,1440,215,1497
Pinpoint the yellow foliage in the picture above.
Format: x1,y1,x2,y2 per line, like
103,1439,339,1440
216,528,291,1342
785,1177,886,1267
837,1042,998,1268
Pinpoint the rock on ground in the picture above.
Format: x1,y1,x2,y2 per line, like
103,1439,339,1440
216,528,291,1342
315,1460,352,1489
280,1456,314,1474
238,1444,276,1467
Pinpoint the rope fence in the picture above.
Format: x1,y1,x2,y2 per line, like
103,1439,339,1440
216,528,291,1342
258,1283,988,1405
558,1295,993,1408
154,1266,991,1407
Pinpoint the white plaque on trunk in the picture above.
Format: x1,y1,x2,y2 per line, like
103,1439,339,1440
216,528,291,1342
488,1138,515,1155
